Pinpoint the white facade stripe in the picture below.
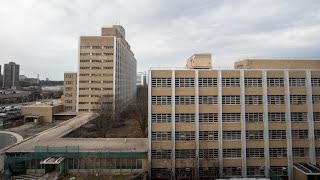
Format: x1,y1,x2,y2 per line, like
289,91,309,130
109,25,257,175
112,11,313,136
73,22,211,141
217,70,223,177
171,70,176,179
195,70,200,180
262,70,270,178
240,70,247,177
306,70,316,164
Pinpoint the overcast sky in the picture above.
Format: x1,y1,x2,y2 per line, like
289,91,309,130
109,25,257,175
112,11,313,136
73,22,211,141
0,0,319,80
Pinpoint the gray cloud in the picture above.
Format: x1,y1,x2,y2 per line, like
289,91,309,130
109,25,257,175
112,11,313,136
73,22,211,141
0,0,319,80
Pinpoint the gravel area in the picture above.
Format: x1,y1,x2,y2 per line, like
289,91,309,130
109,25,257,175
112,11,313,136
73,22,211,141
5,122,59,138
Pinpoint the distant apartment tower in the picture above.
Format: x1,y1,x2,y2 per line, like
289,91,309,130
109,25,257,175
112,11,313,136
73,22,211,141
148,54,320,180
63,72,78,112
3,62,20,89
137,72,147,86
73,25,136,113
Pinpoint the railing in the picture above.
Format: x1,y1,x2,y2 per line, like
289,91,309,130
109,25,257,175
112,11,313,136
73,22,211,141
270,169,284,180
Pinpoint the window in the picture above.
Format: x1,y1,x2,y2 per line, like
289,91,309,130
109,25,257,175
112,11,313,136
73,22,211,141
151,78,171,87
79,95,89,97
312,78,320,87
152,96,171,105
80,60,90,63
270,148,287,158
91,46,102,49
103,88,113,90
269,130,286,140
175,131,195,141
64,106,72,110
289,78,306,87
223,167,242,177
246,148,264,158
65,93,73,97
199,131,218,141
66,74,74,78
290,95,307,104
246,130,264,140
268,112,286,122
103,46,113,49
65,100,72,104
291,112,308,122
313,95,320,104
79,102,89,104
315,130,320,139
151,168,171,179
267,78,284,87
244,78,262,87
199,113,218,123
199,149,218,158
199,96,218,104
103,67,113,69
103,53,113,56
222,96,241,104
292,130,308,139
175,114,195,123
103,81,113,83
223,149,241,158
175,96,195,105
222,78,240,87
268,95,285,104
270,166,287,176
222,113,241,123
92,53,102,56
247,166,265,177
151,150,171,159
175,78,194,87
92,60,102,62
80,74,89,76
292,148,309,157
79,88,89,90
246,113,263,122
175,149,195,159
199,78,217,87
79,109,89,112
314,112,320,121
151,132,171,141
199,167,219,178
80,67,90,69
152,114,171,123
91,67,101,69
317,148,320,157
80,46,90,49
223,131,241,140
245,95,263,105
79,81,89,83
80,53,90,56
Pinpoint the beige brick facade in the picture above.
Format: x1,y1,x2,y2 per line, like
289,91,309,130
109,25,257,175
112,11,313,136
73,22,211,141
149,59,320,180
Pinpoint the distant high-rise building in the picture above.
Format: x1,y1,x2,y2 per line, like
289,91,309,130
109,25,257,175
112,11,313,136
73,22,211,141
62,25,137,113
0,65,3,89
3,62,20,89
137,72,147,86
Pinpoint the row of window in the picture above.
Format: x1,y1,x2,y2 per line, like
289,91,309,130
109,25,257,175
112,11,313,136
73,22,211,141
80,60,113,63
151,129,318,141
79,73,113,77
80,66,113,70
80,46,113,49
79,80,113,84
152,95,320,105
152,148,309,159
151,166,287,178
80,53,113,56
151,78,320,87
79,88,113,91
152,112,320,123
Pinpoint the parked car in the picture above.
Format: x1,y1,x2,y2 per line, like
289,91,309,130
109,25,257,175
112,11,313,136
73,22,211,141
0,113,7,118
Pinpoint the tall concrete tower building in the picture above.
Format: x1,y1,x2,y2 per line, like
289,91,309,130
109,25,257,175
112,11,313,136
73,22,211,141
63,25,137,113
3,62,20,89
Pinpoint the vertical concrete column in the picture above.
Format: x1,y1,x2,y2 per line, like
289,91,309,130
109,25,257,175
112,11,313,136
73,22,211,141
147,70,152,179
306,70,316,164
76,37,81,113
240,70,247,177
262,70,270,178
218,70,223,177
112,37,117,112
195,70,200,180
284,70,293,180
171,70,176,179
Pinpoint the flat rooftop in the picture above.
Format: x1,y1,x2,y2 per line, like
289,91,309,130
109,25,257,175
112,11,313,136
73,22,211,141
24,100,62,107
4,113,148,153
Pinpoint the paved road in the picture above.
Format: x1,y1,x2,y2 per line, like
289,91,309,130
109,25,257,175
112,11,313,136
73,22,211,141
0,132,17,149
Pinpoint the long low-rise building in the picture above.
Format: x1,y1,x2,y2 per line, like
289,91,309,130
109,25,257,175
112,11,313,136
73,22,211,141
148,55,320,180
2,113,148,179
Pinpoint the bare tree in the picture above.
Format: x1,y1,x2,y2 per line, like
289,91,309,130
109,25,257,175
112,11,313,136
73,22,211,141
129,85,148,137
94,96,119,137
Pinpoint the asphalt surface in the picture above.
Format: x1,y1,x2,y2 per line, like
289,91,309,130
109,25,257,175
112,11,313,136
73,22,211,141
0,132,17,149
